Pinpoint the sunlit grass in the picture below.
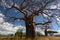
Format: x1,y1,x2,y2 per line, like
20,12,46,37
0,36,60,40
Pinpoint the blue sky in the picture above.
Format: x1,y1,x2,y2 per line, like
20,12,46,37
0,0,60,35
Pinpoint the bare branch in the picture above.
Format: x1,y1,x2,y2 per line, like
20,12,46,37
3,13,25,21
29,6,46,17
4,4,28,18
29,9,42,17
52,17,60,27
43,12,60,27
29,0,57,17
9,17,25,20
35,21,51,25
45,9,60,10
20,0,25,6
44,0,55,7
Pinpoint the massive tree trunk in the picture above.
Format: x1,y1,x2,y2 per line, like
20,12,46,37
44,28,48,36
26,23,35,37
25,16,35,38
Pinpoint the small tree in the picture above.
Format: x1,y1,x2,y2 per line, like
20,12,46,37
15,30,23,37
47,30,58,36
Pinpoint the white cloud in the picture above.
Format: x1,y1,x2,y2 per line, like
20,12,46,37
0,13,5,24
2,0,5,3
0,22,25,35
57,18,60,21
43,14,48,17
0,13,26,35
57,3,60,9
36,27,45,35
15,4,19,8
0,13,60,35
50,5,57,9
0,13,5,17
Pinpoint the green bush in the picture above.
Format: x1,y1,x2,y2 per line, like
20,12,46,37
15,30,23,37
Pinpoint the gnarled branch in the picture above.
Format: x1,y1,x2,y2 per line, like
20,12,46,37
35,21,51,25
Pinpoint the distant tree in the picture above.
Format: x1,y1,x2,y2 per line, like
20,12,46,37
38,22,51,36
15,30,23,37
47,30,58,36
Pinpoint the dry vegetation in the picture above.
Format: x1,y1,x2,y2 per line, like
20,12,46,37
0,36,60,40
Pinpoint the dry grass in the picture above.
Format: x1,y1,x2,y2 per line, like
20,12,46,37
0,36,60,40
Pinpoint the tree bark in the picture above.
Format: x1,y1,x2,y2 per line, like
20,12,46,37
25,16,35,38
45,29,48,36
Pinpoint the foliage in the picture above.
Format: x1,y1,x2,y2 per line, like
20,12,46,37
47,30,58,36
15,30,23,37
47,30,58,33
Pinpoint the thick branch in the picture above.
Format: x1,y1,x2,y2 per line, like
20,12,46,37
11,5,27,15
29,9,42,17
35,21,51,25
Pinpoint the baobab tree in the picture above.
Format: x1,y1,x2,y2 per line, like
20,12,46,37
0,0,60,38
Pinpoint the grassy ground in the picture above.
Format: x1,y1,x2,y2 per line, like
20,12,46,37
0,36,60,40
